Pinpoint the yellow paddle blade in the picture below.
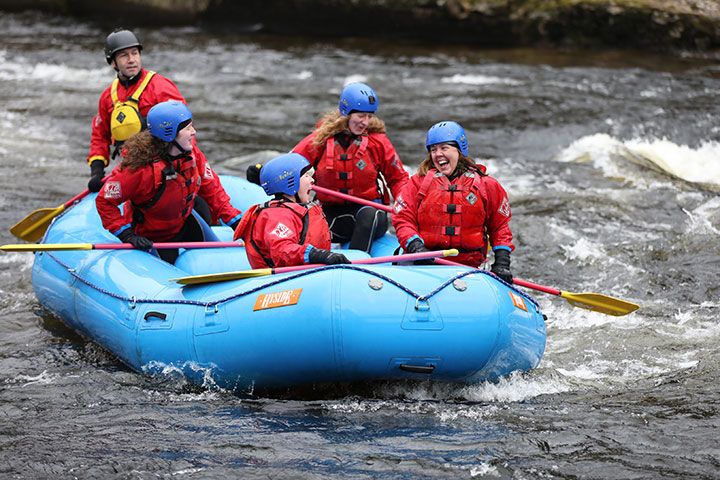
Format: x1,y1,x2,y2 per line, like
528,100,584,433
443,248,459,257
560,291,640,316
9,205,65,242
171,268,273,285
0,243,94,252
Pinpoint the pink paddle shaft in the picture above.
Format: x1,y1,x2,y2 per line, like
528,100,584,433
435,258,562,296
271,249,453,274
92,241,243,250
312,185,393,213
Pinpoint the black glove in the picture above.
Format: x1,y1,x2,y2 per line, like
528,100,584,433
118,229,154,251
406,238,429,254
87,160,106,193
308,248,351,265
246,163,262,186
405,238,434,264
491,249,513,283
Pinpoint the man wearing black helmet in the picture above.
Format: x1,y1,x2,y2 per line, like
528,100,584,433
85,28,185,193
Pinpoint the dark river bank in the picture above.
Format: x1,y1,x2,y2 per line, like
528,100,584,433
4,0,720,51
1,10,719,479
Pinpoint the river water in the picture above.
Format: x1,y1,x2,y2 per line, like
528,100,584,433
1,10,719,479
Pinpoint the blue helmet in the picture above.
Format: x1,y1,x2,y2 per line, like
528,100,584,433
338,82,379,116
260,153,311,196
425,121,469,157
147,101,192,142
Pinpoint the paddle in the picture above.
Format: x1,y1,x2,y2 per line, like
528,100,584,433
435,258,639,316
9,180,108,243
311,185,393,213
172,248,459,285
312,185,638,315
1,241,244,252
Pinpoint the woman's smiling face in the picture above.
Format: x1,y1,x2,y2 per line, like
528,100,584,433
347,112,372,135
429,142,459,176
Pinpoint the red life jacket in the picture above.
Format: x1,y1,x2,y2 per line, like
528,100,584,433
313,136,384,204
234,200,330,268
416,169,489,263
127,155,201,240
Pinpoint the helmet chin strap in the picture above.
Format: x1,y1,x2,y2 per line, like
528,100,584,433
168,140,191,157
114,66,141,84
277,193,302,203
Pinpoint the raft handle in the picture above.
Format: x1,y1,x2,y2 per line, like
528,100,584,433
414,298,430,311
144,311,168,322
399,364,435,374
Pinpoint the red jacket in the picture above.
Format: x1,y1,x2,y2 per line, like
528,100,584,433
87,68,185,166
393,166,514,267
292,131,408,205
234,200,331,269
96,143,241,241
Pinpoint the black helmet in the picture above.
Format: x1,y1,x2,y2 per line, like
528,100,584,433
104,29,142,64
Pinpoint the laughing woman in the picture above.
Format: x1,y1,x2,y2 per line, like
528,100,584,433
392,121,515,283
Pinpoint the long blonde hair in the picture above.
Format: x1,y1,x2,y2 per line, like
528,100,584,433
120,131,171,171
311,110,387,149
416,151,480,177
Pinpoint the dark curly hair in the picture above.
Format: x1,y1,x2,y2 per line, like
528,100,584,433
119,131,171,171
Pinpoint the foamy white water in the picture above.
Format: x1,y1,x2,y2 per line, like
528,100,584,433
441,73,522,86
0,50,106,84
557,133,720,191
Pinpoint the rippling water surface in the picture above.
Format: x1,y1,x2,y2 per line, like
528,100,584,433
1,10,719,479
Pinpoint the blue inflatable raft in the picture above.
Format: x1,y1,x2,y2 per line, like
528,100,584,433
30,176,547,392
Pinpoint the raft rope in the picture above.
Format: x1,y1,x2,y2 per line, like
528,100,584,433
44,252,540,311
